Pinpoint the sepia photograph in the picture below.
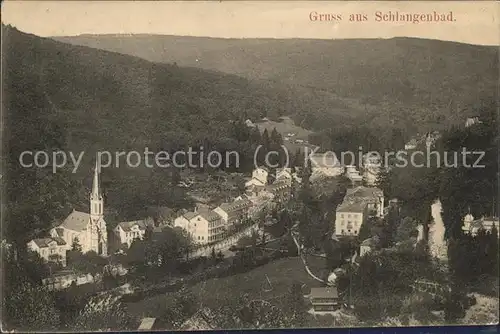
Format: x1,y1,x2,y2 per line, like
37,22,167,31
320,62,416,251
1,1,498,332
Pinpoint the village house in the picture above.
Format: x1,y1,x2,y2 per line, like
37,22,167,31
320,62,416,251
174,208,225,244
462,213,499,237
213,198,253,226
309,153,345,180
334,186,384,237
245,167,269,188
335,202,367,237
29,164,108,259
309,287,340,312
114,217,155,248
27,237,68,266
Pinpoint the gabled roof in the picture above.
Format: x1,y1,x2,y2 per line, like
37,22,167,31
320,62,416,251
30,237,67,248
336,201,366,213
117,218,154,232
59,210,90,232
309,153,342,168
198,210,222,222
183,212,198,220
310,287,338,299
345,186,383,200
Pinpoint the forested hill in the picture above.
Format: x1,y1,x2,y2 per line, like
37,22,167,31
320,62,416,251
54,34,498,132
2,24,302,245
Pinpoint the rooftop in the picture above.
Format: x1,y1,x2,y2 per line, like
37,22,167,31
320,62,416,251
310,287,339,299
336,201,366,213
309,153,342,168
59,210,91,232
117,218,154,232
31,237,66,248
219,199,252,212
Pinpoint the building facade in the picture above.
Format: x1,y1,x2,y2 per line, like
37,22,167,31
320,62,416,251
174,209,226,244
114,218,155,248
27,237,68,266
49,164,108,256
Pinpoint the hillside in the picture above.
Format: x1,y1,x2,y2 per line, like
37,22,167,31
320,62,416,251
54,34,498,131
3,25,332,243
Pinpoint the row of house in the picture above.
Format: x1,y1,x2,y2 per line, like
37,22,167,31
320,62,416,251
309,152,383,186
173,166,300,244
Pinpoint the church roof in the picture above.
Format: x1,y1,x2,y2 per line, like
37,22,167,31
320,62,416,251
60,211,90,232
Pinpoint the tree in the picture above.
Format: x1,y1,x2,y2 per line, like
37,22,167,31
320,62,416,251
285,282,307,327
73,295,130,331
2,251,60,331
71,237,83,253
395,217,418,243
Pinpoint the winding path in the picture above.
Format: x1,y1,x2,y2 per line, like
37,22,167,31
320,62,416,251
289,224,326,284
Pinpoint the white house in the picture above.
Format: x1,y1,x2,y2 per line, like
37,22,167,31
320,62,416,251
27,237,68,266
245,167,269,188
114,218,155,248
335,202,367,237
334,186,384,237
49,164,108,256
174,209,225,244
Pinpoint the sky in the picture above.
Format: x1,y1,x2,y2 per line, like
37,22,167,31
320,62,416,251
2,1,499,45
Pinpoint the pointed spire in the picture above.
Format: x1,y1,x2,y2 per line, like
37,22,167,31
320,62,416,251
91,159,100,199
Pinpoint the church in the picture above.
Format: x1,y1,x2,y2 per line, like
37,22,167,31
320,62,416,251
28,164,108,266
49,163,108,256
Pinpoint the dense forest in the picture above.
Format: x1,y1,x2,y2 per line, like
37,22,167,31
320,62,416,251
55,34,498,133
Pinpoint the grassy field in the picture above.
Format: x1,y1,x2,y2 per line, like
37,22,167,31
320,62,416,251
126,256,325,320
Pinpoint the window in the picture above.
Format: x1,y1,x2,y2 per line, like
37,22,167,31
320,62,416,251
341,229,344,234
348,214,351,218
340,214,344,218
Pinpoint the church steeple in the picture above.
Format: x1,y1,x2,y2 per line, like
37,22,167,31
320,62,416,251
91,160,101,200
90,160,103,219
